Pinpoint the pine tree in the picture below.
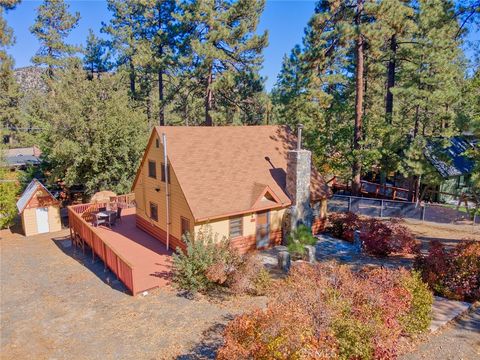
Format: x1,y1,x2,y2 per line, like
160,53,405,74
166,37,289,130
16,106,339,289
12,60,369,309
30,0,80,78
179,0,268,125
102,0,145,99
136,0,180,126
1,0,22,145
83,29,111,79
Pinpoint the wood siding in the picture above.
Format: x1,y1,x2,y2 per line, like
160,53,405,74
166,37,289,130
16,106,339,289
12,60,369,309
21,206,61,236
47,205,62,232
133,132,195,248
22,207,38,236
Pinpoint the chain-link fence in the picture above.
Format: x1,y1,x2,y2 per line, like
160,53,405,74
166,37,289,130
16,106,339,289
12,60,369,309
328,194,480,225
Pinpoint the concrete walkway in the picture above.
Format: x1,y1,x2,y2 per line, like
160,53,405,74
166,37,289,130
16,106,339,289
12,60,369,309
430,296,472,333
403,305,480,360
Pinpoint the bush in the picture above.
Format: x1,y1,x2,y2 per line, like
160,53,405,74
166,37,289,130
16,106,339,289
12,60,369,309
218,262,433,359
172,226,271,296
415,240,480,302
0,168,20,229
227,254,272,296
326,212,360,241
172,227,236,293
360,218,418,257
286,224,317,258
399,271,433,335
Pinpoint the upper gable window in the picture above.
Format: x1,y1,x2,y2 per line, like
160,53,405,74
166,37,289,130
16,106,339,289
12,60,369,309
155,138,160,148
148,160,156,179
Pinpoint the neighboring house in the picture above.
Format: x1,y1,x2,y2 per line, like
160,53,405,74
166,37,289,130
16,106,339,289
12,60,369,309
132,125,330,254
424,136,477,202
3,146,42,170
17,179,61,236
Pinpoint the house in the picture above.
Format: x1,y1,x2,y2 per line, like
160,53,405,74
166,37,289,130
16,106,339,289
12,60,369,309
17,179,61,236
424,136,477,202
2,146,42,170
132,125,330,254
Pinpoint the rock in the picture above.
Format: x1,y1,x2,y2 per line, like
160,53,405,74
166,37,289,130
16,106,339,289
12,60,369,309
277,251,291,273
353,230,362,254
304,245,316,263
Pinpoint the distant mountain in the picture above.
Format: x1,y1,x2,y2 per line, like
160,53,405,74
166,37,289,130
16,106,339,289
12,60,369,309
14,66,47,94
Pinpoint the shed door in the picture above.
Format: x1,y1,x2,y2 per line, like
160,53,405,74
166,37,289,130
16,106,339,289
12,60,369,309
36,207,50,234
256,211,270,249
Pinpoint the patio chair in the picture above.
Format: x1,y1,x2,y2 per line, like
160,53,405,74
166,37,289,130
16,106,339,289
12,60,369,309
92,213,106,227
106,212,117,227
116,207,123,223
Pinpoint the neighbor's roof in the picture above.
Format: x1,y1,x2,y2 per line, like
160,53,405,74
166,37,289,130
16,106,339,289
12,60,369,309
135,125,330,222
424,136,476,178
16,178,57,213
4,146,42,167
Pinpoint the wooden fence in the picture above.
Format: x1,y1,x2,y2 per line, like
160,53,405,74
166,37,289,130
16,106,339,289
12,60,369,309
68,203,137,295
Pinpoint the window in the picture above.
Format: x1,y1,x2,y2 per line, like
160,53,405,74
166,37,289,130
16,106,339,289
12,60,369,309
229,217,243,238
148,160,156,179
181,217,190,239
161,163,171,183
149,202,158,221
155,138,160,148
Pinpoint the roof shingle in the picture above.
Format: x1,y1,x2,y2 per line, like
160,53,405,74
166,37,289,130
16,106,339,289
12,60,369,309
151,125,330,221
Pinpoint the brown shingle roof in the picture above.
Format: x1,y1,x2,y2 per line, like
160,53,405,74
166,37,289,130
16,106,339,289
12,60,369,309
151,125,330,222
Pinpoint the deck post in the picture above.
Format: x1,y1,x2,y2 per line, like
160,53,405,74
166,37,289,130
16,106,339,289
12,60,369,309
380,200,384,218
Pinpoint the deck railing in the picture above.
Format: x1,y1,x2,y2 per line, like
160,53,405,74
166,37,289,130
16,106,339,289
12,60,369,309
68,202,137,295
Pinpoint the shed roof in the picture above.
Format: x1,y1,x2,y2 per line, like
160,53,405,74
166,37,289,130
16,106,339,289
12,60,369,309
424,136,476,178
134,125,330,222
16,179,57,213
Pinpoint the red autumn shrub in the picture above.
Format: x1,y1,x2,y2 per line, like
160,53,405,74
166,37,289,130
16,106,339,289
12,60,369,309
227,254,272,296
415,240,480,302
218,262,432,360
326,212,361,241
360,218,418,257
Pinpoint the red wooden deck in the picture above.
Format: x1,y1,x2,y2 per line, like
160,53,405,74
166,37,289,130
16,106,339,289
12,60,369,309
69,206,173,295
94,208,173,293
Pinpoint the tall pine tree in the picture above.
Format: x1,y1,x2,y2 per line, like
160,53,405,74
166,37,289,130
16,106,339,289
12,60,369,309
30,0,80,78
179,0,268,125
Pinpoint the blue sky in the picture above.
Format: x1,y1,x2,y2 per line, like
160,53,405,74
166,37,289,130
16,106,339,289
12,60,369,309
4,1,479,91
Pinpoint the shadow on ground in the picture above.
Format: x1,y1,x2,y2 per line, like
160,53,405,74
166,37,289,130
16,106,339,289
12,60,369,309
176,316,234,359
51,235,128,294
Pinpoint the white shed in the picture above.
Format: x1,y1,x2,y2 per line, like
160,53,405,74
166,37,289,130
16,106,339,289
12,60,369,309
17,179,61,236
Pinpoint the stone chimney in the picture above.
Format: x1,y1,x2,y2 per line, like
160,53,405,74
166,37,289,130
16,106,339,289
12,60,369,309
286,124,313,231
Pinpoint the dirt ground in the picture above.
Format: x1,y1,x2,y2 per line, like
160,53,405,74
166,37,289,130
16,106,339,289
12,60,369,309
0,229,265,360
402,219,480,250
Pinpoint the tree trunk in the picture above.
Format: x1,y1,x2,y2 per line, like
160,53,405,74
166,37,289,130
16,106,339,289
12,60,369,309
146,91,152,125
385,34,397,123
158,5,165,126
352,0,364,196
129,59,136,99
413,105,420,138
158,69,164,126
205,65,213,126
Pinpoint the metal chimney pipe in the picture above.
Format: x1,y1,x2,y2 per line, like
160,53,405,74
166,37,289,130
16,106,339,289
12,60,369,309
297,123,304,150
